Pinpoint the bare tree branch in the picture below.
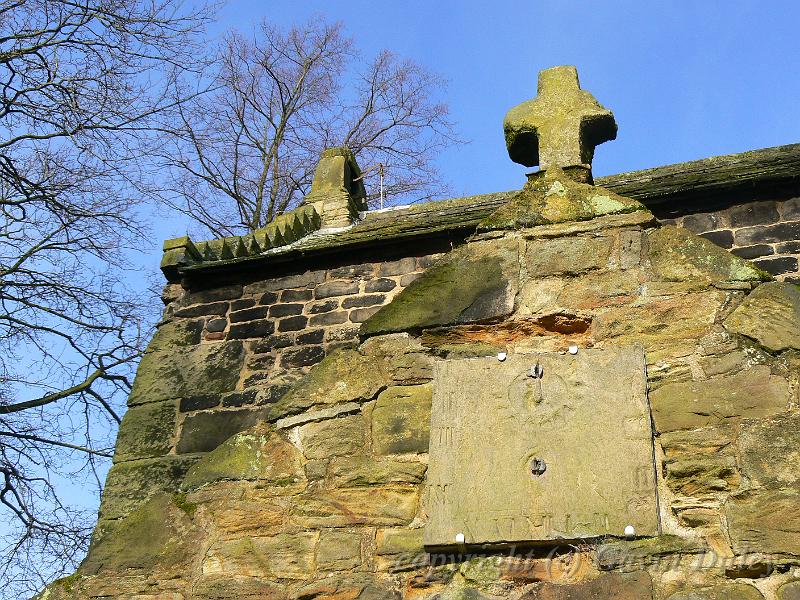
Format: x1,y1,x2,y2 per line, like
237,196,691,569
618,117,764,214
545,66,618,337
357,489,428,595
157,18,461,236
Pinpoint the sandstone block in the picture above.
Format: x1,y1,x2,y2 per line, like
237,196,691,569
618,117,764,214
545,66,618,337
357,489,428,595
270,348,391,420
650,366,788,433
82,494,201,575
203,532,316,579
290,487,418,528
114,399,176,462
300,415,365,459
725,281,800,351
181,423,303,491
525,234,613,276
647,225,765,283
521,571,653,600
779,581,800,600
738,413,800,488
328,456,427,487
99,455,200,520
726,487,800,555
176,407,269,454
128,340,244,406
361,238,519,336
372,384,432,455
666,583,765,600
317,529,362,570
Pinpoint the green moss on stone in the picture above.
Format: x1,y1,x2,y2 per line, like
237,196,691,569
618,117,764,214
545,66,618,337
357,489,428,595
647,226,768,283
181,422,303,491
113,399,176,462
268,348,391,421
81,493,199,575
478,168,646,231
361,238,519,336
172,492,197,517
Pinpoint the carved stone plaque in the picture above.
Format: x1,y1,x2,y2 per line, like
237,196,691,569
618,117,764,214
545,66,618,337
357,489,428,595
424,345,659,547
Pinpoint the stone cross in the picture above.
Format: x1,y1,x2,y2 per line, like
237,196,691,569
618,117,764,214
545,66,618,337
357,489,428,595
504,66,617,171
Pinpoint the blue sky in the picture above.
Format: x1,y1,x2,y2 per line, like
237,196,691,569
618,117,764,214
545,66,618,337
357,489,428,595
192,0,800,208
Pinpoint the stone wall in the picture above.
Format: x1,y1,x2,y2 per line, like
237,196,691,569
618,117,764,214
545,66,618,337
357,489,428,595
97,246,445,523
658,196,800,282
49,182,800,599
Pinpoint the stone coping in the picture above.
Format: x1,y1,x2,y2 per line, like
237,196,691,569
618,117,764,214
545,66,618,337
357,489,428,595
171,143,800,280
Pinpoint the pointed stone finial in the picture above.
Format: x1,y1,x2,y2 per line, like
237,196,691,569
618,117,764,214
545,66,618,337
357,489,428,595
304,147,367,229
504,66,617,171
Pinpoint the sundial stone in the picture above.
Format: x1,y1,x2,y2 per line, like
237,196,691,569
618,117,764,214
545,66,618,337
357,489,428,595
424,346,659,548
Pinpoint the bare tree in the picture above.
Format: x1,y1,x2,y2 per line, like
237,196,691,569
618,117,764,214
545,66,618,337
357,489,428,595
0,0,213,595
158,19,459,237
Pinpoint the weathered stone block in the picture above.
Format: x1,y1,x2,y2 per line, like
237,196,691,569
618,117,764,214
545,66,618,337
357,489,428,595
174,301,229,318
597,535,707,571
268,303,303,317
114,399,176,462
328,456,427,487
735,221,800,246
300,415,364,459
779,581,800,600
725,281,800,351
361,238,519,336
281,288,313,302
128,340,244,406
99,455,200,520
738,413,800,488
184,284,242,304
145,319,204,353
203,532,317,579
666,583,765,600
177,407,268,454
229,305,270,322
650,366,788,433
525,234,613,276
372,384,432,455
270,348,391,420
726,487,800,555
754,255,799,275
317,529,362,570
366,278,397,293
182,423,303,491
521,572,653,600
82,494,201,575
316,280,359,299
664,455,740,496
648,225,766,283
277,315,308,332
290,487,419,528
592,291,724,354
280,343,325,368
376,527,425,555
227,319,275,339
191,576,288,600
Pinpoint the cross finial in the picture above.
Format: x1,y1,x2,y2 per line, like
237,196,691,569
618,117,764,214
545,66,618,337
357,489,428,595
504,66,617,171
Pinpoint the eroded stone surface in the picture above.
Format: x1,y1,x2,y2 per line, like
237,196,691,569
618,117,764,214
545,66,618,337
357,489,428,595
372,384,433,455
361,238,519,336
725,281,800,351
666,583,765,600
726,487,800,555
128,340,244,406
650,366,789,433
425,346,658,547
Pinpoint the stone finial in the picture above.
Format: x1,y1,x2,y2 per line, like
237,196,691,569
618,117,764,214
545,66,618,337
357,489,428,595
504,66,617,171
304,147,368,229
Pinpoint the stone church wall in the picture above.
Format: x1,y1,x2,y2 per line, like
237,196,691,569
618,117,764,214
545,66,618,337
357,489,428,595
56,201,800,600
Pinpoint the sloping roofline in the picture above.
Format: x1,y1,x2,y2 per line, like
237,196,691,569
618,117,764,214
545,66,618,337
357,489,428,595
174,143,800,280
